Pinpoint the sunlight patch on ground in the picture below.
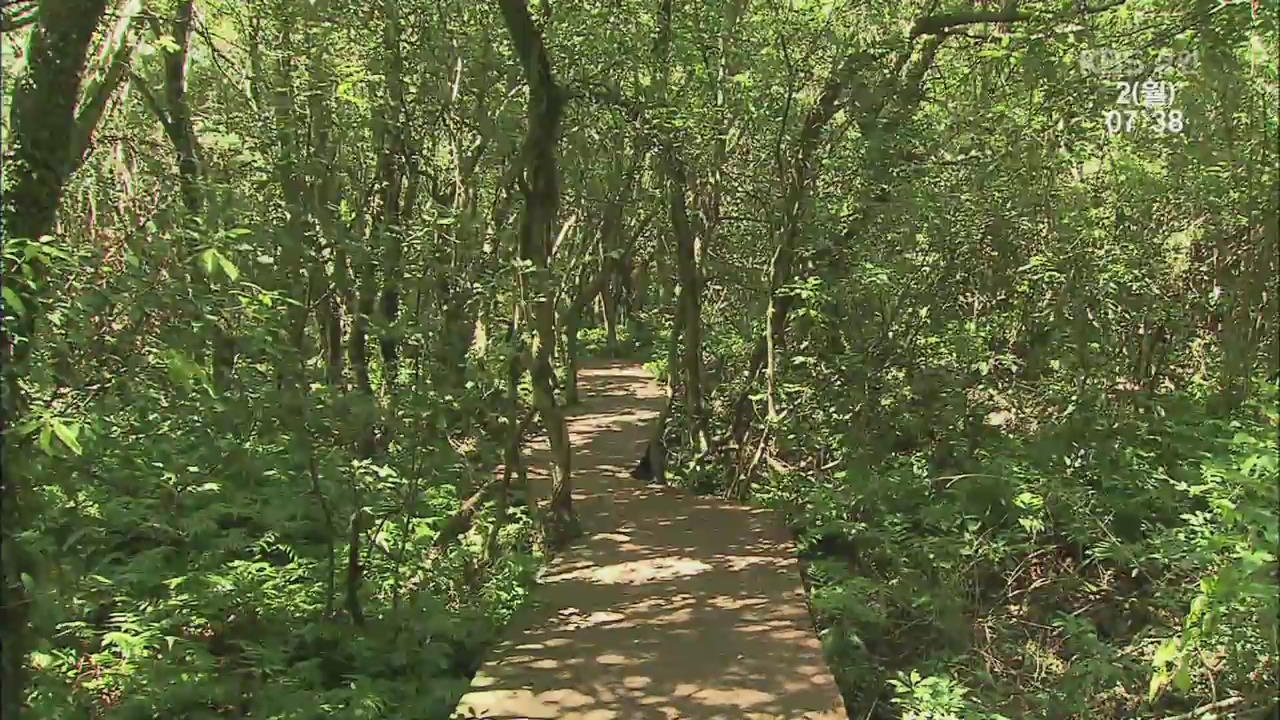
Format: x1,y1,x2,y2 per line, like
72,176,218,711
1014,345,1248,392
547,607,631,631
690,686,778,707
716,554,787,571
549,556,714,584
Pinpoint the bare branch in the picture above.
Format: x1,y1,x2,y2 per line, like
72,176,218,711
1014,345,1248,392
128,70,176,137
911,9,1030,37
910,0,1127,38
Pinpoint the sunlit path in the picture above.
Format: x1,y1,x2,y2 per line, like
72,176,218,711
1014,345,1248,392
453,361,846,720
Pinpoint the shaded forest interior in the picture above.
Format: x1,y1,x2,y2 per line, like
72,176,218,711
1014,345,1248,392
1,0,1277,718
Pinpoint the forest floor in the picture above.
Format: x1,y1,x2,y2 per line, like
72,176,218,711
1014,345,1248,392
453,360,847,720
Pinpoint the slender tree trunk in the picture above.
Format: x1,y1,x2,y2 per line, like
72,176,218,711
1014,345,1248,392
486,313,528,561
377,0,407,388
563,262,610,405
496,0,578,548
724,54,863,495
161,0,201,217
651,0,709,452
343,0,408,459
329,245,352,388
601,292,620,350
304,0,345,388
629,253,649,323
725,40,945,473
650,285,687,466
665,151,708,450
139,0,238,389
269,13,316,368
350,244,377,398
598,189,624,355
601,147,648,352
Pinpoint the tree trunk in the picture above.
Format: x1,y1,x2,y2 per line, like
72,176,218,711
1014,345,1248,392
377,0,407,388
664,151,708,451
304,0,345,389
723,53,865,494
161,0,201,217
262,9,320,405
1,4,110,714
70,1,141,173
651,0,708,453
350,244,377,397
496,0,578,549
138,0,238,389
563,263,610,405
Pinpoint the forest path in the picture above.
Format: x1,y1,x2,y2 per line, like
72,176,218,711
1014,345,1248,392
452,360,847,720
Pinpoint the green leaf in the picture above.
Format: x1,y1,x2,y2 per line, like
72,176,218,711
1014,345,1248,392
29,651,52,670
11,420,40,438
155,35,180,53
1152,637,1180,666
102,631,145,659
1172,662,1192,692
51,420,82,455
198,248,240,281
1240,549,1275,573
200,248,218,276
1147,669,1168,701
2,286,26,317
61,528,89,552
1188,594,1209,623
217,255,240,281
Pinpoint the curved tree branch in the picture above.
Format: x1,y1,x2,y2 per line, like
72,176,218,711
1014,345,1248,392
910,0,1128,38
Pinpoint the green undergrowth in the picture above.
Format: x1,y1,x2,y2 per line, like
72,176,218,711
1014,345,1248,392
23,366,542,719
763,382,1278,719
575,320,656,362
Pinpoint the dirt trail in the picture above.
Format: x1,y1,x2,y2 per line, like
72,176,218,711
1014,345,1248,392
453,360,847,720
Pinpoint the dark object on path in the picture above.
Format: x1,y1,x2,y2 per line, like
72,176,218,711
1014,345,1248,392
630,439,665,482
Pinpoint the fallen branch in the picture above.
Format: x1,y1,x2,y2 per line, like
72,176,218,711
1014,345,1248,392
429,407,539,553
1163,697,1245,720
764,453,793,475
430,475,506,552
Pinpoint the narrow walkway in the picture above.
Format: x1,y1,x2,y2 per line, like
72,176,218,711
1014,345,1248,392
453,361,847,720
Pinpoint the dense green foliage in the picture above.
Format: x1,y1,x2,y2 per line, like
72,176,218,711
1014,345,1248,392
2,0,1276,718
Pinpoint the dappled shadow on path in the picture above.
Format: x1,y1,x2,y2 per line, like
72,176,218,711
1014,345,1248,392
454,360,846,720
